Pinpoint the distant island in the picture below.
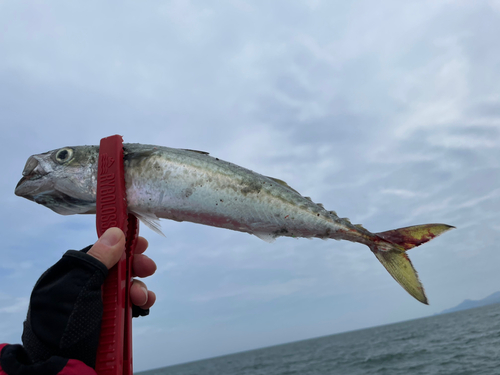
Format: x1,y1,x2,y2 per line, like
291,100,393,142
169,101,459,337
439,291,500,315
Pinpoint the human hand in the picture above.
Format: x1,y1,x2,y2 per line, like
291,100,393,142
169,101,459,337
87,227,157,310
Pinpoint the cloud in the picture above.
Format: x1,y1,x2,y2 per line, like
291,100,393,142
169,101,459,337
190,277,317,302
1,0,500,371
381,189,424,199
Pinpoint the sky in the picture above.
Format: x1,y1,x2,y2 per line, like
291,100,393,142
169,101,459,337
0,0,499,372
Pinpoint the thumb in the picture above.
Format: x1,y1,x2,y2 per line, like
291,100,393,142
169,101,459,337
87,228,126,269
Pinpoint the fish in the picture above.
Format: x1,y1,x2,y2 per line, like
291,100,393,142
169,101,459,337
15,143,454,304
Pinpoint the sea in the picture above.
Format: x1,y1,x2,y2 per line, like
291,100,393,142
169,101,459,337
137,303,500,375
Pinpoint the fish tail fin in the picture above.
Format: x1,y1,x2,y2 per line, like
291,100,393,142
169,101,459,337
371,224,455,304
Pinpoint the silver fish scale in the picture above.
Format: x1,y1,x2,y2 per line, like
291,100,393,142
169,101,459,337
123,144,352,241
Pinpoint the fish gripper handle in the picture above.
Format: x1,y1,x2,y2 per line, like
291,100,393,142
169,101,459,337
95,135,138,375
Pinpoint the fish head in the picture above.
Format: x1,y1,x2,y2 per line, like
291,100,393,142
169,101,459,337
15,146,99,215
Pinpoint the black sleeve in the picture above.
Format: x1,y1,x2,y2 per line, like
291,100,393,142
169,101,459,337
20,245,151,370
21,247,108,369
0,344,69,375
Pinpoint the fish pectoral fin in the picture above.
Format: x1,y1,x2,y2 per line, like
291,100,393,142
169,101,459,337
373,246,428,304
130,209,165,237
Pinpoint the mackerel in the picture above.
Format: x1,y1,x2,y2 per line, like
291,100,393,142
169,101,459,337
15,144,454,304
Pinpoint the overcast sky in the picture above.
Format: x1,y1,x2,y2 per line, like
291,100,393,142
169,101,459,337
1,0,499,372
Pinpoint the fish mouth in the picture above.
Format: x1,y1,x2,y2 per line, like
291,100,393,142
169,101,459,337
15,154,96,215
15,177,31,198
15,174,96,215
15,173,51,198
16,173,42,187
15,155,52,198
16,176,43,198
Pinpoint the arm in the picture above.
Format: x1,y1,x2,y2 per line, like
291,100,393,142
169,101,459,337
0,228,156,375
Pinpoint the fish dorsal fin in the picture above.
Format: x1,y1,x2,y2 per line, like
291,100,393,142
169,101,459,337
267,177,300,194
123,144,159,160
130,209,165,237
182,149,209,155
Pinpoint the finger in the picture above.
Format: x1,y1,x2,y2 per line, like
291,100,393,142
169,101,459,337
142,290,156,310
130,279,155,307
134,237,148,255
87,228,126,269
132,253,157,278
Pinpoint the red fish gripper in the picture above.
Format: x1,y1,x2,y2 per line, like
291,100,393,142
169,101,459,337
95,135,138,375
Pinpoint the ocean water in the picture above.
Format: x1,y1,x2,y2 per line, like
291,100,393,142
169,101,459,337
137,303,500,375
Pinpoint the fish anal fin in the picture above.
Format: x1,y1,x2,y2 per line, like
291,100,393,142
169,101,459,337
254,232,276,243
376,224,455,251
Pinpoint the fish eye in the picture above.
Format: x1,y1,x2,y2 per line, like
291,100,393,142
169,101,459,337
55,148,74,164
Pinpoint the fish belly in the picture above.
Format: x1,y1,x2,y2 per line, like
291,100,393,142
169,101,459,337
123,147,347,240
